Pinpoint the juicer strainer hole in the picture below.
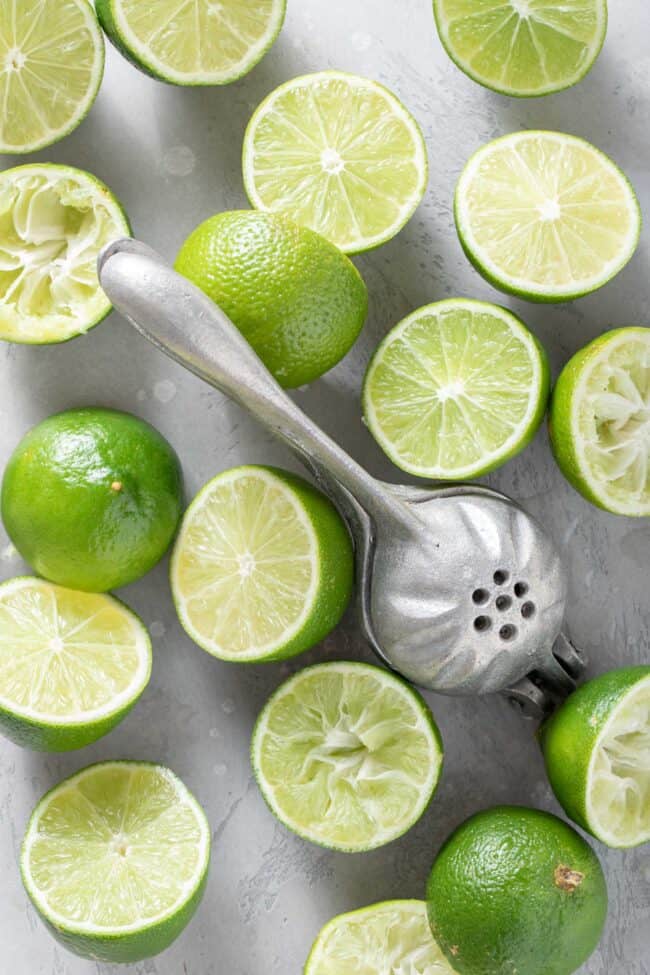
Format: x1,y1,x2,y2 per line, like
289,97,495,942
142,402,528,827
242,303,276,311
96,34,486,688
493,570,509,586
514,581,529,598
521,601,536,619
499,624,517,641
495,595,512,611
472,588,489,605
474,615,492,632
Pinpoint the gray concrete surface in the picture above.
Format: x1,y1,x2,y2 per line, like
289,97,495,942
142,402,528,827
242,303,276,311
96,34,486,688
1,1,649,972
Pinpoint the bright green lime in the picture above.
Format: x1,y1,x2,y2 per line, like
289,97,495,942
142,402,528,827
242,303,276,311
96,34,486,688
252,661,443,852
541,666,650,848
171,466,353,662
363,299,549,479
1,408,183,592
549,327,650,515
243,71,428,254
426,806,607,975
175,210,367,388
433,0,607,98
21,761,210,962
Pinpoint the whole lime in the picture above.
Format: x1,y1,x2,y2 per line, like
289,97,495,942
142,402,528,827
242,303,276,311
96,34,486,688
1,408,183,592
174,210,368,388
426,806,607,975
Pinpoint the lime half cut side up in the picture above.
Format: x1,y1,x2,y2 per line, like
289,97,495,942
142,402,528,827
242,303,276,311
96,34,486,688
305,900,459,975
432,0,607,98
455,131,641,302
96,0,286,85
549,327,650,516
363,299,549,479
243,71,428,253
252,661,443,852
0,577,151,751
21,761,211,963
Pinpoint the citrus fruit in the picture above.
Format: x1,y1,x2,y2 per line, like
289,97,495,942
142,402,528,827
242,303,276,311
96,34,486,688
96,0,286,85
363,299,549,479
0,0,104,154
1,408,183,592
540,666,650,848
252,661,443,852
455,131,641,302
243,71,428,254
21,761,210,962
171,466,353,663
426,806,607,975
0,577,151,751
175,210,367,387
549,327,650,515
432,0,607,98
305,900,459,975
0,164,131,343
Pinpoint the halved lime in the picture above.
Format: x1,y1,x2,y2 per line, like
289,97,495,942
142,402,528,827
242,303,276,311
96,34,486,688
433,0,607,98
96,0,286,85
541,666,650,848
0,164,131,344
455,131,641,302
305,900,459,975
0,577,151,751
363,299,549,479
171,466,354,663
251,661,443,852
243,71,428,254
549,327,650,515
0,0,104,154
21,761,210,962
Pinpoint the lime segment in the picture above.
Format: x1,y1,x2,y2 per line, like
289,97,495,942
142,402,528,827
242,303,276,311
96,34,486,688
363,299,549,479
252,662,443,852
243,71,428,253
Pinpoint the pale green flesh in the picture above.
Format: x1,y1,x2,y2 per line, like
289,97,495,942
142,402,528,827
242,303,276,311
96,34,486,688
24,764,208,931
365,302,542,477
575,334,650,514
457,133,640,297
0,167,129,342
435,0,605,96
254,664,440,850
244,73,427,252
307,902,457,975
0,0,103,152
0,579,149,721
588,679,650,846
172,469,317,659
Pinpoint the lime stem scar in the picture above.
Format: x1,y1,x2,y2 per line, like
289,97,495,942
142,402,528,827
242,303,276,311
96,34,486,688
554,864,584,892
111,481,123,492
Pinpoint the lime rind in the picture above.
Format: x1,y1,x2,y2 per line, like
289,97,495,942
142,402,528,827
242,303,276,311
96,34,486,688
363,298,550,479
243,70,428,254
432,0,608,98
252,661,443,853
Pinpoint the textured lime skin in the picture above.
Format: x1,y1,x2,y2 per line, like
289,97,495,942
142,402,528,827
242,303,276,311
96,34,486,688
172,466,354,662
540,666,650,847
21,761,210,963
426,806,607,975
174,211,368,388
1,408,183,592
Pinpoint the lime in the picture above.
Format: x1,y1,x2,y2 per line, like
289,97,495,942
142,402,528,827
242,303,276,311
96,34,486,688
96,0,286,85
251,661,443,852
0,577,151,751
363,299,549,479
175,210,367,388
305,900,459,975
0,164,130,344
171,466,353,663
21,761,210,962
432,0,607,98
455,131,641,302
540,666,650,848
1,408,183,592
426,806,607,975
243,71,428,254
549,327,650,515
0,0,104,154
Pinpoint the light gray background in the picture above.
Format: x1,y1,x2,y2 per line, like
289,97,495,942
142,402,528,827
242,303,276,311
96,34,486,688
1,1,649,972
